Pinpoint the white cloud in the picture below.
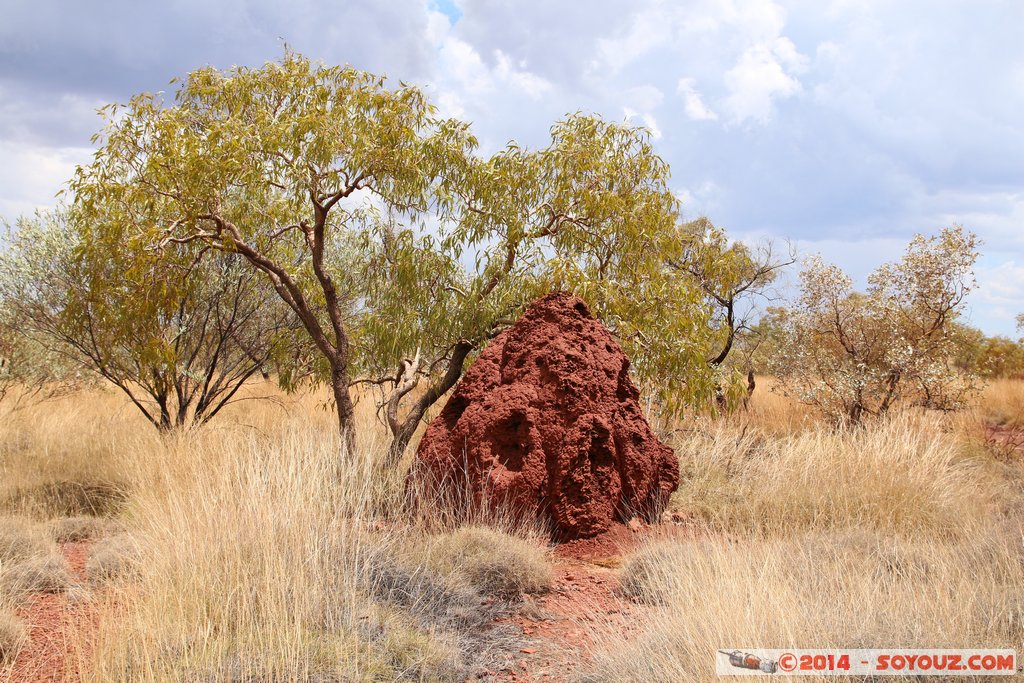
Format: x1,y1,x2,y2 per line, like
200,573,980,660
0,141,91,222
677,78,717,121
971,260,1024,335
436,35,493,96
677,180,721,208
620,85,664,138
494,52,552,99
623,107,662,140
722,37,807,124
622,84,664,111
594,5,675,75
425,9,553,125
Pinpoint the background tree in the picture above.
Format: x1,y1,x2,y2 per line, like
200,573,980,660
667,216,794,407
0,210,298,431
950,323,1024,379
0,295,80,417
771,226,980,423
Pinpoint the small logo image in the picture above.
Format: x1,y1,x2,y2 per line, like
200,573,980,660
720,650,779,674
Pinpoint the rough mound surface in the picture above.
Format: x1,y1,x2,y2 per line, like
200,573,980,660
414,291,678,540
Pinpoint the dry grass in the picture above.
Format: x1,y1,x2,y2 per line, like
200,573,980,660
85,534,140,585
0,389,137,519
49,515,119,543
587,527,1024,682
0,515,73,599
0,516,52,563
587,381,1024,682
977,378,1024,429
738,376,817,435
667,412,1006,536
424,526,553,600
0,386,547,682
0,609,26,665
3,378,1024,681
3,552,73,595
947,378,1024,463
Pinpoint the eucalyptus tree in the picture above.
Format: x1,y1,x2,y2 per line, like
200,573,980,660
670,218,794,370
355,114,717,459
72,51,732,455
0,210,298,431
71,51,480,449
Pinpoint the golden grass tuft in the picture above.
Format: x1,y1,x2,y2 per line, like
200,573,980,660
85,534,140,585
2,552,73,595
667,412,1006,536
0,516,52,563
0,516,73,599
588,527,1024,682
0,609,26,665
424,525,553,600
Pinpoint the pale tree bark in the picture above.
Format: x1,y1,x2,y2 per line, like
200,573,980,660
383,340,474,463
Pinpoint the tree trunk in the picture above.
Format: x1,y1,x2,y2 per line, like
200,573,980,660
387,423,418,465
385,341,474,464
156,391,173,432
848,401,864,425
742,370,756,410
331,363,357,455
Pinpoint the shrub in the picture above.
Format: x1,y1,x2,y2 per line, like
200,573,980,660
0,516,51,563
85,534,140,584
772,227,980,423
0,516,72,598
2,552,72,596
618,540,686,605
425,526,552,600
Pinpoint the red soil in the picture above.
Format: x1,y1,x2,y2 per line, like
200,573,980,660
490,523,651,682
8,541,96,683
415,292,679,540
986,423,1024,459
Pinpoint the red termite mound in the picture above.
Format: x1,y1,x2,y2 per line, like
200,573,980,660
413,291,679,540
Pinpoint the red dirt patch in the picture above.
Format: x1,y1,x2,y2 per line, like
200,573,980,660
985,423,1024,460
486,524,663,682
8,541,96,682
415,291,678,540
554,522,642,563
495,561,643,682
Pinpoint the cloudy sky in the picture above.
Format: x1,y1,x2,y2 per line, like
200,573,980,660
1,0,1022,334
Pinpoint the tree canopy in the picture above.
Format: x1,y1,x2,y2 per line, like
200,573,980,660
66,51,756,454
